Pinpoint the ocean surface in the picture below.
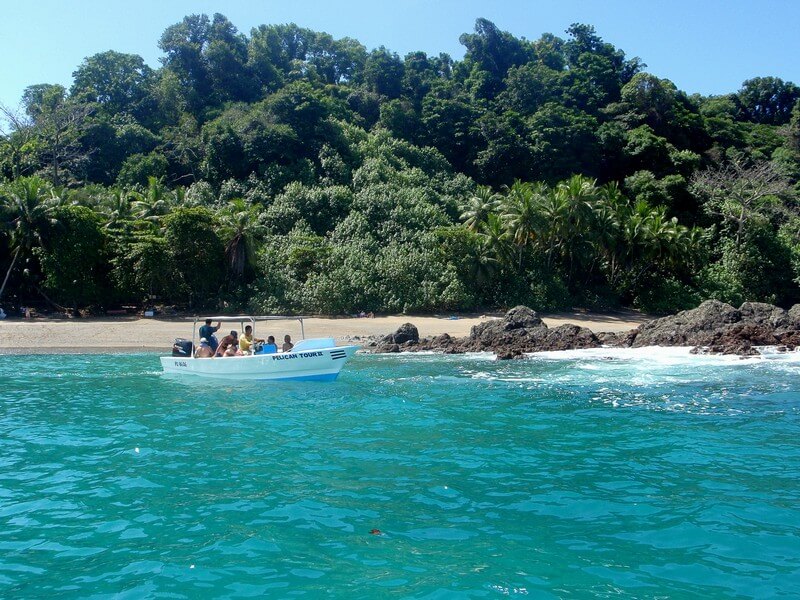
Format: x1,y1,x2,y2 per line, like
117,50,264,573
0,348,799,598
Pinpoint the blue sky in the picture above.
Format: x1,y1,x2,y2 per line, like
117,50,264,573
2,0,799,109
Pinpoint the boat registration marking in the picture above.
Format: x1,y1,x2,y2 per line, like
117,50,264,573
272,351,324,361
174,361,188,367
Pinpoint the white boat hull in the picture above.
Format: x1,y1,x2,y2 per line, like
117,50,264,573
160,344,358,381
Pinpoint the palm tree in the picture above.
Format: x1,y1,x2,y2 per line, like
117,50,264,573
479,212,511,267
99,188,135,230
132,177,172,224
470,238,501,288
591,183,625,285
218,199,267,279
606,197,696,289
0,177,59,299
537,185,568,268
498,181,546,270
460,186,499,232
554,175,599,282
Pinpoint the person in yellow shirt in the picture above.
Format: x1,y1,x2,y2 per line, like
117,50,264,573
238,325,264,355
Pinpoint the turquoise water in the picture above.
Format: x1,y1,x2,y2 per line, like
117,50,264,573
1,349,799,598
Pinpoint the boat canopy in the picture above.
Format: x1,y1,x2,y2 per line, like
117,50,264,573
189,315,310,322
189,315,308,341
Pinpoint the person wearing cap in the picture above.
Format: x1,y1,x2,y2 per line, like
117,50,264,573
214,330,239,357
195,337,214,358
199,319,221,352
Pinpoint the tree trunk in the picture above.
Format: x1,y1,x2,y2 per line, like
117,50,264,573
34,285,68,312
0,246,21,300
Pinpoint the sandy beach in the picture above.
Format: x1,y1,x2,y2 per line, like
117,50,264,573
0,310,650,353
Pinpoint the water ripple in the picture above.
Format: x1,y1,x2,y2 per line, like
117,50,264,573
0,351,798,597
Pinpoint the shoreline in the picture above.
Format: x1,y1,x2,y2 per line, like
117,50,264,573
0,310,651,353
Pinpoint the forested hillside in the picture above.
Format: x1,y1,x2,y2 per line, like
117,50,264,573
2,14,799,314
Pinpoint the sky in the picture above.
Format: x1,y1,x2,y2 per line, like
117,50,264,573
1,0,799,109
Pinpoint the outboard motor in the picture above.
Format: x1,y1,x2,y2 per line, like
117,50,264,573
172,338,194,357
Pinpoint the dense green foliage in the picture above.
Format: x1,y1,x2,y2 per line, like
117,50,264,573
2,15,800,314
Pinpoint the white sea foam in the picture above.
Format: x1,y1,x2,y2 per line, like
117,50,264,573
526,345,800,366
380,346,800,370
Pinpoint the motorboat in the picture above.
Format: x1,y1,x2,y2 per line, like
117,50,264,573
160,315,358,381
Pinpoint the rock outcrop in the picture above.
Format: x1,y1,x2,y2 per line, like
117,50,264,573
383,322,419,345
374,306,600,358
623,300,800,355
629,300,741,347
371,300,800,359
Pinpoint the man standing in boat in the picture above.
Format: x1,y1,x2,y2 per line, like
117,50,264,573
199,319,221,352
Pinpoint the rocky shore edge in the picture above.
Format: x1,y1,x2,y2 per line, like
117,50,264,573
366,300,800,359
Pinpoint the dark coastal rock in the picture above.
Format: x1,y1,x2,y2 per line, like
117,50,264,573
371,300,800,358
739,302,789,329
776,329,800,348
467,327,548,353
502,305,544,330
384,322,419,345
373,322,420,352
615,329,639,348
467,306,548,354
429,333,457,350
542,324,600,351
628,300,799,355
715,322,779,347
788,304,800,327
596,331,619,346
496,349,523,360
470,306,543,339
690,343,760,357
631,300,741,347
463,311,599,356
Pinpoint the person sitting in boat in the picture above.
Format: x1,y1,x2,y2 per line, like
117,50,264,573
262,335,278,354
239,325,264,355
195,337,214,358
214,330,239,357
199,319,221,352
282,334,294,352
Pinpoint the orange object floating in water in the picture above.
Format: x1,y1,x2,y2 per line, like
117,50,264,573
369,529,381,535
